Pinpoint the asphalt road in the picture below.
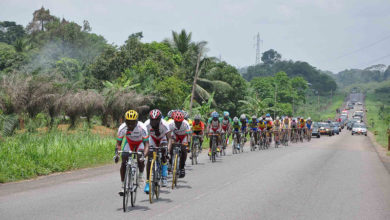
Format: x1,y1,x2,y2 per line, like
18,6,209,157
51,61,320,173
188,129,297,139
1,102,390,219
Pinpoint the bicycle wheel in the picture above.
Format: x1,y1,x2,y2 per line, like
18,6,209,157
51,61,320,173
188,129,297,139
172,153,178,189
154,162,160,199
191,142,195,165
212,137,216,162
149,160,155,204
130,167,138,207
194,142,199,164
123,165,131,212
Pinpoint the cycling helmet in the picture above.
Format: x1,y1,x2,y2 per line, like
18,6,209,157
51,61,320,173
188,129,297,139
233,117,238,122
194,114,201,120
125,110,138,120
183,111,189,120
259,117,263,121
266,117,271,121
240,114,246,120
307,117,311,120
149,109,162,120
167,110,173,118
251,115,257,119
211,111,219,118
276,116,280,120
223,111,229,117
173,111,184,122
266,113,270,117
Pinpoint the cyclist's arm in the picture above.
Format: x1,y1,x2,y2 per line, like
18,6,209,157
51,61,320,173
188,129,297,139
166,131,173,152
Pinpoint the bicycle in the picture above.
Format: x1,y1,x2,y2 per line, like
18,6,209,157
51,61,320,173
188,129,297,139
250,130,256,151
209,133,219,162
191,135,201,165
274,130,280,148
232,131,240,154
281,129,289,146
240,130,246,153
148,146,166,203
258,130,265,150
306,128,312,142
118,151,143,211
291,128,298,143
220,132,227,156
265,130,271,149
171,143,182,189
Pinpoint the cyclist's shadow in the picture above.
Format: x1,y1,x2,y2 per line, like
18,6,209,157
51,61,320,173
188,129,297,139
116,205,150,212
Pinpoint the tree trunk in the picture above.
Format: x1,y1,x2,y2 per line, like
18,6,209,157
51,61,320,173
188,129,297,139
189,51,202,114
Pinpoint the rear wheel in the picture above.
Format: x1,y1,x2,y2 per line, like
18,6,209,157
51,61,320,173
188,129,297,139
172,153,178,189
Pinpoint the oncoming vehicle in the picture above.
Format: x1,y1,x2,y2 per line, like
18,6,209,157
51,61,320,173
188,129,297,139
351,123,367,136
311,122,320,138
331,122,340,135
318,122,334,136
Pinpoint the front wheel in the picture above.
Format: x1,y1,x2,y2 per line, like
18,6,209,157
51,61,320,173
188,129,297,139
123,165,131,212
148,160,155,204
172,153,179,189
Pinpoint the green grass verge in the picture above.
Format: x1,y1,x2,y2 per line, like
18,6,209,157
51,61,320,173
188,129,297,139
296,92,346,121
0,131,114,183
365,93,390,149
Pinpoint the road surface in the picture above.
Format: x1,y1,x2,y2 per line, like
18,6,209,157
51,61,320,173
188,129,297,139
1,104,390,219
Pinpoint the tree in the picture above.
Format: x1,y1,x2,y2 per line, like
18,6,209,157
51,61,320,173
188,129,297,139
261,49,281,65
172,29,192,55
55,57,81,81
0,21,26,45
27,7,56,33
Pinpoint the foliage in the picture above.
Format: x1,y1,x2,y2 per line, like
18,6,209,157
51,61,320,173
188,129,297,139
0,21,26,45
261,49,281,65
0,131,113,183
336,65,390,87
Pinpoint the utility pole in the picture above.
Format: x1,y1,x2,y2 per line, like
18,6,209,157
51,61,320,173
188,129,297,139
330,89,333,106
274,83,277,119
255,33,262,65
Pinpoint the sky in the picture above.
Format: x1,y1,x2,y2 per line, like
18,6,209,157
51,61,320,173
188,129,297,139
1,0,390,73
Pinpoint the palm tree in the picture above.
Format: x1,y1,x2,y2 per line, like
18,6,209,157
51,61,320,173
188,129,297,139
172,29,192,55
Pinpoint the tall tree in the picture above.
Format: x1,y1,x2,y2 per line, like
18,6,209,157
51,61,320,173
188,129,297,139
261,49,281,65
27,7,56,33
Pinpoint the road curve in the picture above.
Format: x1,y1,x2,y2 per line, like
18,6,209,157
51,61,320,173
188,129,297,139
1,123,390,219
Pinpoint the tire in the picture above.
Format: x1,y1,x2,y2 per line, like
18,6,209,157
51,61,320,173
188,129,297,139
352,133,354,135
130,167,138,207
154,162,160,199
172,153,178,189
212,137,216,162
191,143,195,165
317,135,320,138
149,160,155,204
123,165,131,212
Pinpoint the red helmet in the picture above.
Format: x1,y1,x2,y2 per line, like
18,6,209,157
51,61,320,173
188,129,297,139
149,109,162,120
173,111,184,122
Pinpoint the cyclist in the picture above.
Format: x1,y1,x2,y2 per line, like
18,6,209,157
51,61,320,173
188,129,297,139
207,111,222,156
169,111,191,178
248,115,259,147
192,114,205,152
231,117,242,150
299,117,306,140
274,116,281,144
306,117,313,137
220,111,232,150
114,110,149,196
258,117,266,143
265,115,273,143
291,118,298,141
239,114,248,143
282,116,290,140
183,111,192,152
144,109,172,190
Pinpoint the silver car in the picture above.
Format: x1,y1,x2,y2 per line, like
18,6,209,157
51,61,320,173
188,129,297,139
351,123,367,136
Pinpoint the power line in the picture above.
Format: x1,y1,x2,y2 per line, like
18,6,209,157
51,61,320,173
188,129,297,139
363,53,390,66
335,34,390,59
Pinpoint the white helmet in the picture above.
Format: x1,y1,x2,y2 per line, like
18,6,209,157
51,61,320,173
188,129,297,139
307,117,311,120
276,116,280,120
233,117,238,122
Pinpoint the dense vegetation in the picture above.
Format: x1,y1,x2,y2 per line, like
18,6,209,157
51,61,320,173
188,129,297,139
240,49,337,95
336,64,390,87
0,7,344,182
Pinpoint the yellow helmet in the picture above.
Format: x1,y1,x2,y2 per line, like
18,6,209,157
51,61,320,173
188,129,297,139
125,110,138,120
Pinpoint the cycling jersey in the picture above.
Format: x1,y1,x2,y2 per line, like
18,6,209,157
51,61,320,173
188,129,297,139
232,121,241,132
258,121,266,131
192,121,205,131
306,120,312,129
240,119,248,132
208,118,222,133
283,119,289,129
299,120,305,128
266,121,273,130
274,120,281,129
291,121,297,129
144,119,170,147
117,121,149,152
248,119,258,131
220,117,232,131
169,120,191,144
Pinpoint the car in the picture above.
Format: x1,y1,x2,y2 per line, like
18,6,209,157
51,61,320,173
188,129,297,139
318,122,334,136
356,102,362,105
330,123,339,135
332,122,341,133
311,122,321,138
347,119,359,130
351,123,367,136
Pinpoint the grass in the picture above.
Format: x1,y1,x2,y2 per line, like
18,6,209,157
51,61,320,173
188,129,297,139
296,92,346,121
365,93,390,149
0,130,115,183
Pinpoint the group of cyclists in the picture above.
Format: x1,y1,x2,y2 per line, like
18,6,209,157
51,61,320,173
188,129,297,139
113,108,313,202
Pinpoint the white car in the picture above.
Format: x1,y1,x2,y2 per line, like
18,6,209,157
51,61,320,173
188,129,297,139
351,124,367,136
356,102,362,105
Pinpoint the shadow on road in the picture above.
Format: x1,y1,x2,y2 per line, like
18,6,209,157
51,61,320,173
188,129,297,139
116,205,150,212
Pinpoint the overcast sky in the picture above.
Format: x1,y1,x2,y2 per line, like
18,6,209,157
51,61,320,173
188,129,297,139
1,0,390,73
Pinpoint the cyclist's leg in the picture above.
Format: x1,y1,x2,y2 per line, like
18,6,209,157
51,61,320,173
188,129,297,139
120,152,130,182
